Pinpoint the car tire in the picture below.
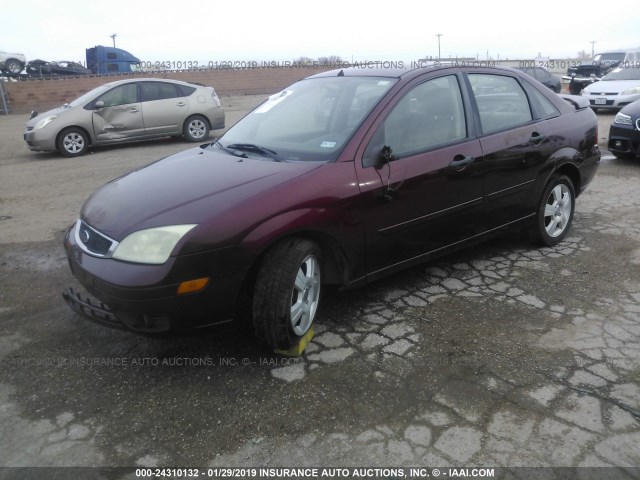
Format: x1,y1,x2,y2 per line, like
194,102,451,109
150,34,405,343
4,58,24,76
529,175,575,247
57,127,89,157
183,115,210,142
252,238,322,349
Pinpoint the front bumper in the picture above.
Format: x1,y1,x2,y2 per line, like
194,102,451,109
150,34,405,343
64,223,249,334
23,128,57,152
609,123,640,158
583,93,640,110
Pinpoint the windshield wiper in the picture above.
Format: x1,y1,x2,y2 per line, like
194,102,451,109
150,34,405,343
226,143,281,161
214,141,248,158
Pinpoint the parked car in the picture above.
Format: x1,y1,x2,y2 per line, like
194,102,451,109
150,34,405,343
608,98,640,159
581,65,640,111
0,50,26,76
24,78,225,157
515,66,561,93
565,51,640,94
63,66,600,349
26,59,92,76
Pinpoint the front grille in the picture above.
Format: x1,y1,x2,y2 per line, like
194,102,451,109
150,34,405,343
76,220,117,257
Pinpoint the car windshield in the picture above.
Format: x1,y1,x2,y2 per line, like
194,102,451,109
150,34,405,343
593,52,626,63
216,76,397,162
68,84,113,107
602,66,640,81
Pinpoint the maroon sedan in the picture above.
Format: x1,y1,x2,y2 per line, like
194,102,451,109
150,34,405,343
64,65,600,349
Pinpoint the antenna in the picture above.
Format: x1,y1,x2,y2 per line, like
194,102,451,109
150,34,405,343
110,34,117,48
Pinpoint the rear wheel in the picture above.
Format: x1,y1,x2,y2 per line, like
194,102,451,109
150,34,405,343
253,238,322,349
57,127,89,157
183,115,210,142
529,175,575,246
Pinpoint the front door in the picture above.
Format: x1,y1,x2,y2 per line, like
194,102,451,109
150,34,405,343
354,74,486,279
92,83,145,142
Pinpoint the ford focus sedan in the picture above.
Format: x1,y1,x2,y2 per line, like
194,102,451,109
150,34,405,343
24,78,225,157
63,66,600,349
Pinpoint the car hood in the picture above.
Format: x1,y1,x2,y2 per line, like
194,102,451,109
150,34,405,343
26,105,76,126
81,146,323,239
584,80,640,94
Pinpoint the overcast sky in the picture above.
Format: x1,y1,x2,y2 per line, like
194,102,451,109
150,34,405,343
1,0,639,64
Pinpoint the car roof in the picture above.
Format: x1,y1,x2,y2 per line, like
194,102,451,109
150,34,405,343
101,77,201,89
308,64,522,81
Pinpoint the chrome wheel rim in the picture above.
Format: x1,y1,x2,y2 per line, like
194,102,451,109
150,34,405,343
188,120,207,139
544,184,571,238
7,62,22,74
63,133,85,154
290,254,320,336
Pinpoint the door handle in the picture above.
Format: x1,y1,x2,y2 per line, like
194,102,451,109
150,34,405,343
449,155,474,170
177,102,186,107
529,132,545,145
129,107,138,113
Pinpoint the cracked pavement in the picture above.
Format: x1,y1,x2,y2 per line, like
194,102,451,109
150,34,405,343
0,105,638,472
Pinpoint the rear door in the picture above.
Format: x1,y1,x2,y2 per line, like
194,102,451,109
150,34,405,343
140,81,188,135
465,72,558,228
354,73,486,278
92,83,145,141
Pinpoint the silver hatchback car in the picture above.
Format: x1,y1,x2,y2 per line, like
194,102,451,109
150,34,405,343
24,78,225,157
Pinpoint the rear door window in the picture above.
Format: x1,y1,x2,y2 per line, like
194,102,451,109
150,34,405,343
141,82,179,102
468,74,533,134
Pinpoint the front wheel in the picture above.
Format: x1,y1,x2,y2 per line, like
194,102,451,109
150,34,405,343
253,238,322,349
529,175,575,246
183,115,210,142
57,127,89,157
4,59,24,76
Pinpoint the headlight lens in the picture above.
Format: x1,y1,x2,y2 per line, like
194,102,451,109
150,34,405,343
614,112,633,125
112,225,197,264
621,86,640,95
34,115,57,130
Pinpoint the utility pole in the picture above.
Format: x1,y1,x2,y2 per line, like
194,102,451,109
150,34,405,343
436,34,443,60
110,34,117,48
589,40,596,58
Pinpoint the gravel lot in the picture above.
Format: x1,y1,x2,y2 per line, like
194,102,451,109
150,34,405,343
0,96,639,474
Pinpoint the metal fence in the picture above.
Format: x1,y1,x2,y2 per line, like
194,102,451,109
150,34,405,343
0,79,9,115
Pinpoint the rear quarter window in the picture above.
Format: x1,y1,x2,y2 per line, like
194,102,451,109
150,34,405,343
177,85,197,97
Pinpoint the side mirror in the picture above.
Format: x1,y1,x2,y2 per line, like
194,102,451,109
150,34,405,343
94,100,105,109
374,145,396,170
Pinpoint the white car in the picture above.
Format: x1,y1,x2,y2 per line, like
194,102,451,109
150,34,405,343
0,50,26,76
581,66,640,111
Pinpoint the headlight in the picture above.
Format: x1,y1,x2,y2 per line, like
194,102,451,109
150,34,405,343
614,112,633,126
34,115,57,130
581,88,590,96
621,86,640,95
112,225,197,264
